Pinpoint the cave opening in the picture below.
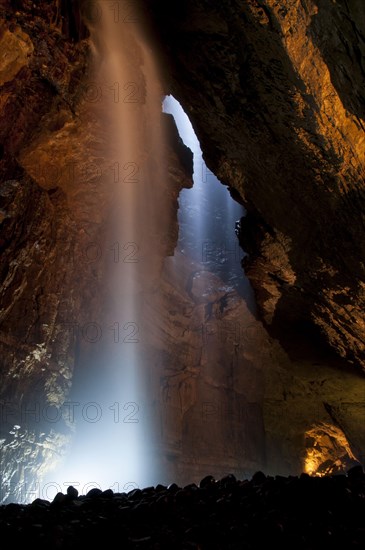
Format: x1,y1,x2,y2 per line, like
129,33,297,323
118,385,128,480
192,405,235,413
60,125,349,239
163,94,257,313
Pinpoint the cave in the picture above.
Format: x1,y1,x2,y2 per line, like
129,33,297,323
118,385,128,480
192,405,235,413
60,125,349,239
1,0,365,546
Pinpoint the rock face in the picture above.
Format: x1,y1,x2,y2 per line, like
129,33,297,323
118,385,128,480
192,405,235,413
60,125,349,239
152,250,365,483
141,0,365,370
0,3,92,501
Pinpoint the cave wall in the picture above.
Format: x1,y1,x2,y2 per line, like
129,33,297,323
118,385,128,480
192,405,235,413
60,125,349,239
0,2,93,501
140,0,365,370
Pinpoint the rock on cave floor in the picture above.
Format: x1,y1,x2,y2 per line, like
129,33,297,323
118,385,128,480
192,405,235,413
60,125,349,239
1,468,365,549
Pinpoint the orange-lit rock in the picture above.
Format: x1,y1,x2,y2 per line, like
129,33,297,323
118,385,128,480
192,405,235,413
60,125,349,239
0,24,33,86
144,0,365,370
304,422,359,476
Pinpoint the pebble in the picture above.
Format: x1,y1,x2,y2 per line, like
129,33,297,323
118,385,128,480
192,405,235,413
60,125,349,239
0,468,364,549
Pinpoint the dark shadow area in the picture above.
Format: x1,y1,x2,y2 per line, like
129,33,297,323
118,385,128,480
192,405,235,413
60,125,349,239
2,467,365,547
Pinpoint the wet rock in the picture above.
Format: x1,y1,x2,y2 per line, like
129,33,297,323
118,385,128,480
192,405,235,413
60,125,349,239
252,471,266,485
347,465,364,480
167,483,179,494
128,489,142,501
30,498,50,507
199,475,215,489
183,483,199,493
52,492,66,505
101,489,114,499
66,486,78,500
219,474,236,488
86,488,102,499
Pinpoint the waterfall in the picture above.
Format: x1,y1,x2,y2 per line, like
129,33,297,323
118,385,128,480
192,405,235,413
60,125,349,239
95,0,167,490
41,1,168,497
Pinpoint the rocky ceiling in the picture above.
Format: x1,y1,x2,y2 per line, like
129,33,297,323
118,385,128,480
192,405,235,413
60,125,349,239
0,0,365,502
